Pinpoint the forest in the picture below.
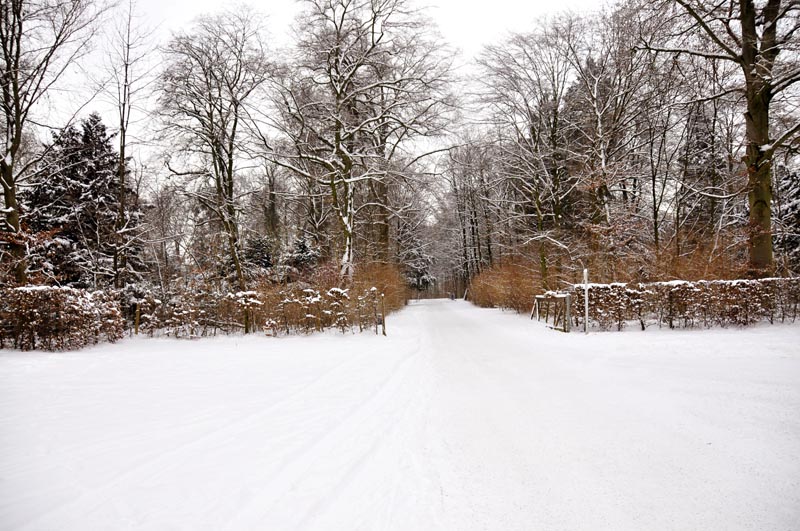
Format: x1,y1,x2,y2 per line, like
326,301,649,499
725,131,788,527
1,0,799,339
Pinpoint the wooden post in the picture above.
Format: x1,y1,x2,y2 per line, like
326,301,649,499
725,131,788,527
583,268,589,334
134,302,140,336
381,293,387,336
374,292,379,335
564,293,571,333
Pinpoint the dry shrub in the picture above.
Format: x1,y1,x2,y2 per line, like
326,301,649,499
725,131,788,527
132,285,232,338
253,263,407,336
465,254,798,332
0,286,123,351
469,260,540,313
651,235,748,282
352,263,408,314
307,261,342,293
549,227,749,286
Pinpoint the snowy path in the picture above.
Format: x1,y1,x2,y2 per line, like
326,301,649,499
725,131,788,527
1,299,799,530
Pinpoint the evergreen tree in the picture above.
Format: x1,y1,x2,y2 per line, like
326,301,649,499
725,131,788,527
243,235,274,272
775,166,800,274
677,103,728,244
23,113,143,288
286,237,321,272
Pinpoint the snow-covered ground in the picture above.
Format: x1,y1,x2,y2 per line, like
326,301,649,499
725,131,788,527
1,299,799,531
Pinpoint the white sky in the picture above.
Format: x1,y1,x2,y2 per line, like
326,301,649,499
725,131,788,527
135,0,602,58
49,0,604,175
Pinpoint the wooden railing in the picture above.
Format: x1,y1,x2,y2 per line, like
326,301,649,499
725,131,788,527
531,292,571,333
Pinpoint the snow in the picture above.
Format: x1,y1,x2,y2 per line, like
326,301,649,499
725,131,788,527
1,299,799,530
12,285,56,292
327,287,349,296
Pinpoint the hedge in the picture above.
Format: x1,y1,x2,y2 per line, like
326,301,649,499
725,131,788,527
568,277,800,331
130,286,392,338
0,286,124,351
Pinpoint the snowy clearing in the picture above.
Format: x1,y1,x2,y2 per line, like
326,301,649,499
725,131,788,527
1,299,799,530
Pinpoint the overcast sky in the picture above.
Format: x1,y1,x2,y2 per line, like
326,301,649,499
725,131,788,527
134,0,602,58
56,0,604,168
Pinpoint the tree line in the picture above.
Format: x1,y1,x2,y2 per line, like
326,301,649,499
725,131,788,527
1,0,799,301
435,0,800,294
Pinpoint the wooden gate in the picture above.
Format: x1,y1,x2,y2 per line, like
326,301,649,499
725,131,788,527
531,292,571,333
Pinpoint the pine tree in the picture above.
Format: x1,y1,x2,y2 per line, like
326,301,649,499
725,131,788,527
775,166,800,274
677,102,728,246
243,235,274,273
22,113,143,288
286,237,321,272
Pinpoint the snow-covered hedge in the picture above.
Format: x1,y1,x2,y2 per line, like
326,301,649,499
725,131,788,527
130,286,388,338
269,286,388,336
125,288,252,337
0,286,123,351
569,278,800,331
128,264,407,338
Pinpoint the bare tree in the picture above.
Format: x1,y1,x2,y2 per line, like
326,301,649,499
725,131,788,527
265,0,452,279
104,0,155,288
1,0,103,284
157,8,271,298
643,0,800,275
477,22,577,285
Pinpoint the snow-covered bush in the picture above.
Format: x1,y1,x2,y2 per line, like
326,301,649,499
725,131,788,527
0,286,123,351
263,282,394,336
569,278,800,331
326,288,350,333
243,236,275,271
87,262,409,338
355,287,382,333
222,291,265,334
137,289,259,337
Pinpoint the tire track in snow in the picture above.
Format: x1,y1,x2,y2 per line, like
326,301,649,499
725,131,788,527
13,344,409,530
6,300,798,531
292,311,444,531
221,335,428,530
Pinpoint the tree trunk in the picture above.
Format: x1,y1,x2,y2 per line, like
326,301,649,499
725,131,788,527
375,178,390,262
744,88,774,276
113,123,127,289
739,0,779,276
264,168,280,240
1,162,27,284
